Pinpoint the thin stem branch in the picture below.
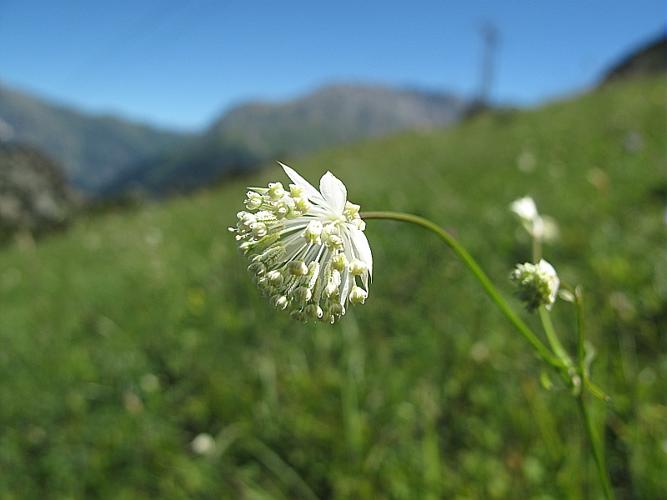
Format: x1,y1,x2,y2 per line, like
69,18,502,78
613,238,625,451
577,397,615,500
361,211,563,368
572,286,614,499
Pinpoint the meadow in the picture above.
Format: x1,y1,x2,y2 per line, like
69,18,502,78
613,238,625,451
0,76,665,499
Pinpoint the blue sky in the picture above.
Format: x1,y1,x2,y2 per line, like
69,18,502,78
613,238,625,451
0,0,663,130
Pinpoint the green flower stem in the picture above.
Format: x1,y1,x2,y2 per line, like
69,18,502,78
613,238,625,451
573,287,615,500
530,229,571,371
577,396,615,499
361,211,562,369
538,307,574,370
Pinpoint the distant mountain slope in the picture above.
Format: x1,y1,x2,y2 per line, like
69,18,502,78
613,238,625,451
0,83,189,193
600,33,666,84
106,84,465,195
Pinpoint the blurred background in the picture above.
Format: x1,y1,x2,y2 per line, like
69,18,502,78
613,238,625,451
0,1,665,498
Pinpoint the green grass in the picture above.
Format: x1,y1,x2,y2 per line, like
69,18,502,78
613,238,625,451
1,76,665,499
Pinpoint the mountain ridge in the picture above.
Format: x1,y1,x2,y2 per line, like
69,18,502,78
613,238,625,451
106,82,466,195
0,82,190,192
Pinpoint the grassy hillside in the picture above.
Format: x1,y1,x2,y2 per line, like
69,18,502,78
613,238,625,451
0,76,664,499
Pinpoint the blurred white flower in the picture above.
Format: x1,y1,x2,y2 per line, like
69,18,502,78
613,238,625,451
510,196,538,224
510,259,560,311
510,196,558,242
191,433,216,455
230,163,372,324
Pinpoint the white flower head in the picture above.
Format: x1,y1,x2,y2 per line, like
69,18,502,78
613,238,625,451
191,433,216,455
510,259,560,311
229,162,372,324
510,196,558,242
510,196,538,224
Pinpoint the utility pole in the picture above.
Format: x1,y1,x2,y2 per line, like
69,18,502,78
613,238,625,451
478,22,499,105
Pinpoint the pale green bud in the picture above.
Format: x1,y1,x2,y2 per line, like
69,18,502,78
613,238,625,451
268,182,285,199
288,260,308,276
289,184,304,197
349,286,368,305
273,295,288,310
332,253,347,272
245,191,263,210
252,222,267,238
304,304,323,320
294,197,311,214
349,259,367,276
266,270,284,287
304,221,323,244
344,201,360,219
292,286,312,304
324,270,341,298
329,303,344,317
273,202,289,219
326,234,343,250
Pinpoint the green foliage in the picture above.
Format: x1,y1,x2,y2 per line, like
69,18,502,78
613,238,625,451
0,76,664,498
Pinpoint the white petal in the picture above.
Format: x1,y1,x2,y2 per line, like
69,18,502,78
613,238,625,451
349,226,373,282
319,171,347,213
278,162,323,203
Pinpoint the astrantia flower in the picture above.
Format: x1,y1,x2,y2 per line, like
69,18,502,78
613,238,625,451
510,259,560,311
229,163,372,324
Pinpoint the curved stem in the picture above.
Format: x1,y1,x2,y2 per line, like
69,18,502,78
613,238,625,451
362,211,562,368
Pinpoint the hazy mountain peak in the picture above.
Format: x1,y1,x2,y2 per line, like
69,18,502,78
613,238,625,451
107,82,465,195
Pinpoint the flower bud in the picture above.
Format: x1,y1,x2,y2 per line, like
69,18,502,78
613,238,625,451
326,234,343,250
304,304,323,320
332,253,347,272
349,259,367,276
245,191,263,211
266,270,284,287
289,184,304,197
252,222,267,238
510,259,560,311
288,260,309,276
349,286,368,305
268,182,285,199
294,197,311,214
304,221,323,244
292,286,312,304
273,295,289,310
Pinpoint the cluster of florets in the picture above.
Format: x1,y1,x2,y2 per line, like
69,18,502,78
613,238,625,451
230,165,372,324
510,259,560,312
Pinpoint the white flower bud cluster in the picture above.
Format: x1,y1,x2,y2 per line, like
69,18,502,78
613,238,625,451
230,163,373,324
510,259,560,311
